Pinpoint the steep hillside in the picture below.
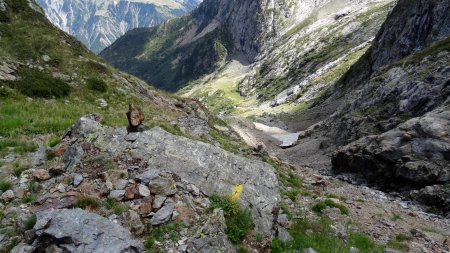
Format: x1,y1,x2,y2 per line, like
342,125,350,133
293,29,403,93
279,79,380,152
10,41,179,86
100,0,334,91
36,0,201,53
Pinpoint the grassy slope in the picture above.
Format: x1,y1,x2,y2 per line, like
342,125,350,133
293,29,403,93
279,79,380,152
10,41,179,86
0,0,227,160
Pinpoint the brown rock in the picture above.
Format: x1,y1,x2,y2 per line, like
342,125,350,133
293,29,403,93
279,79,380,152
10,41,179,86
126,104,144,130
124,185,137,200
137,197,154,216
33,169,51,181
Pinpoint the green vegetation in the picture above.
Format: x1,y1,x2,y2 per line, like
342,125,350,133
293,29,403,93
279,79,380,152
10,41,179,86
272,218,384,253
48,136,60,147
0,138,38,156
145,222,186,252
210,195,253,243
384,36,450,71
12,162,29,177
24,214,37,230
76,196,100,209
87,77,108,92
103,198,129,215
5,68,70,98
0,180,13,192
312,199,349,215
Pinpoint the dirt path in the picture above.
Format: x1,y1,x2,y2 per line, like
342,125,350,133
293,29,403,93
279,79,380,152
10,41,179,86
228,118,450,252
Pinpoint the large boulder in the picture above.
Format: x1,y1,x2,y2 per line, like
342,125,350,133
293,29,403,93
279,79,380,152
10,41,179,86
332,109,450,186
67,117,280,234
14,208,144,253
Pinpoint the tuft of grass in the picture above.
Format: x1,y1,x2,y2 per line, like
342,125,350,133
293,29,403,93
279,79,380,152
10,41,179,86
24,214,37,230
210,194,254,243
237,245,250,253
48,137,60,147
22,194,37,204
0,180,13,192
12,162,29,177
312,199,349,215
76,196,100,209
87,77,108,93
387,239,409,251
391,213,402,221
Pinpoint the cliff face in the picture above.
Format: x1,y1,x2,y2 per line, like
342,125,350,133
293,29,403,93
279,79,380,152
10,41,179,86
36,0,201,53
370,0,450,70
326,0,450,208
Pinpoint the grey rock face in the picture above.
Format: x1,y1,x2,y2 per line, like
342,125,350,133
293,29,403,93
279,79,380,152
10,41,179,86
73,174,83,187
333,109,450,186
13,208,143,252
62,145,84,172
68,117,280,234
188,236,236,253
370,0,450,70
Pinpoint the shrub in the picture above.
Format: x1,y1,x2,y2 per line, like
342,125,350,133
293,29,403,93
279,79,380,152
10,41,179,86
76,196,100,209
24,214,37,230
7,69,70,98
312,199,349,215
210,195,253,243
87,77,107,92
0,180,13,192
48,137,60,147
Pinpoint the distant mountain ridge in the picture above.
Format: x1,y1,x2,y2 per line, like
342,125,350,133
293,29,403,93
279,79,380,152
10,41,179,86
36,0,201,53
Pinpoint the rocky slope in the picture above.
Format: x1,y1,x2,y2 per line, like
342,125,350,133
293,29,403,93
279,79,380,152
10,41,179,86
272,0,450,213
36,0,201,53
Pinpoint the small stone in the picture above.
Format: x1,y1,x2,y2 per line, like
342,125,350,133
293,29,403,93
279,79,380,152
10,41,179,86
350,247,360,253
24,229,36,244
278,226,293,242
277,214,289,227
124,210,145,236
42,55,51,62
106,181,113,191
32,169,51,181
2,190,15,201
10,243,36,253
153,195,167,209
115,179,128,190
96,98,108,108
304,248,318,253
124,186,136,200
151,200,174,225
137,184,150,197
148,176,176,196
109,190,125,199
135,169,159,184
56,183,66,193
190,184,200,196
178,244,188,252
73,174,83,187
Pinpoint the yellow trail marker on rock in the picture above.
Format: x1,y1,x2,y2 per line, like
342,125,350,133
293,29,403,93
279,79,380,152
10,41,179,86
230,184,244,201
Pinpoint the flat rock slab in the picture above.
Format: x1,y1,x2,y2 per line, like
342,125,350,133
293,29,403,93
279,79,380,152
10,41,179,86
26,208,144,252
272,132,301,148
69,117,280,234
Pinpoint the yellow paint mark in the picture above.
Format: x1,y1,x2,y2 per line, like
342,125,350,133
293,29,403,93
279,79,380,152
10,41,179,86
230,184,244,201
